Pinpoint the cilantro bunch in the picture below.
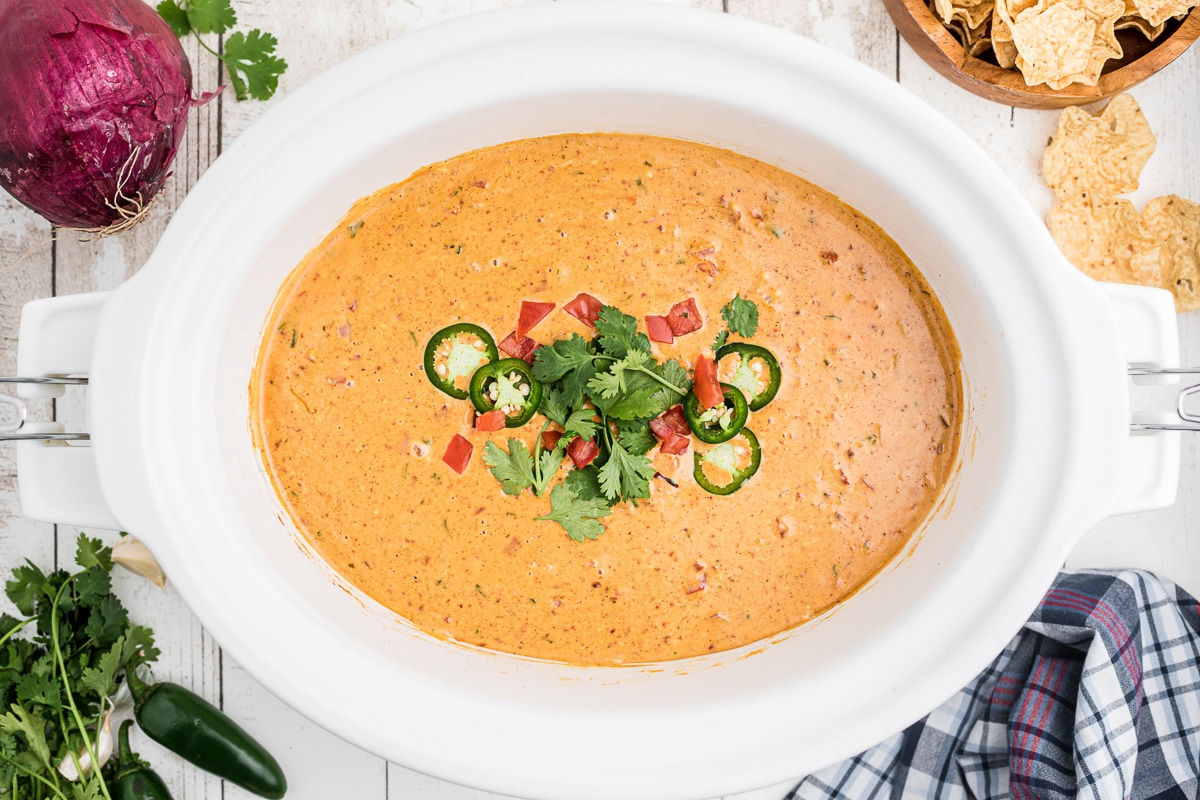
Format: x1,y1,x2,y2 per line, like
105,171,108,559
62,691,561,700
0,535,159,800
483,306,693,541
156,0,287,101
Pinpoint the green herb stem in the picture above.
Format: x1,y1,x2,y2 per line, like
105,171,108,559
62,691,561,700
0,753,69,800
0,616,33,649
49,581,114,800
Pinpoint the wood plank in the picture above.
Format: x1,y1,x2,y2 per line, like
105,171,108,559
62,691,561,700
727,0,897,78
221,657,388,800
0,194,55,602
50,31,227,800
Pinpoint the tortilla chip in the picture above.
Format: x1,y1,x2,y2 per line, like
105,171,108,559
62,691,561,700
992,6,1020,66
1047,194,1154,283
1140,195,1200,311
1042,94,1156,201
1002,0,1127,88
1130,0,1196,25
1011,3,1097,86
1115,12,1167,38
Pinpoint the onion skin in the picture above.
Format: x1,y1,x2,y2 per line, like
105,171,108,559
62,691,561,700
0,0,194,229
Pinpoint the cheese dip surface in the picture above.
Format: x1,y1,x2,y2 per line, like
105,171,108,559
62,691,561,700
252,134,961,665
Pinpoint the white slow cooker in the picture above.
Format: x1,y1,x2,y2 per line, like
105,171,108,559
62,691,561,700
7,4,1188,798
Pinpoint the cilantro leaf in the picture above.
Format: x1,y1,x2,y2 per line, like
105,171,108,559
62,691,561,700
713,329,729,350
586,369,624,402
721,294,759,338
5,563,46,617
538,387,570,427
587,350,654,405
614,421,656,456
79,637,124,702
533,447,562,497
155,0,192,36
533,335,596,409
483,441,536,496
597,439,656,502
607,388,660,421
0,704,52,772
563,467,608,504
594,306,650,358
122,626,160,669
536,484,611,542
73,567,111,610
562,409,600,441
223,30,288,102
658,358,691,391
182,0,237,34
15,665,60,710
83,595,127,649
75,534,112,572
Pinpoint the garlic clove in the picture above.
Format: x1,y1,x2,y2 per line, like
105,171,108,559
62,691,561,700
57,705,114,781
112,534,167,589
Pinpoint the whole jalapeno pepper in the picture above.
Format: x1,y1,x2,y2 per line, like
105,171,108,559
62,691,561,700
715,343,781,411
126,670,287,799
423,323,499,399
111,720,175,800
683,383,749,444
468,358,544,428
693,428,762,495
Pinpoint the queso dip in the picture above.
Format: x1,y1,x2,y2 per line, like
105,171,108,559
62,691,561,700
252,134,961,664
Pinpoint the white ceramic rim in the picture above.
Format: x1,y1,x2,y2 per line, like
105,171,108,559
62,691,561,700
89,4,1130,798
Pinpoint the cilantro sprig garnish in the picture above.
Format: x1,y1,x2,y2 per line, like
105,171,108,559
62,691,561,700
536,484,612,542
712,294,759,350
0,535,161,798
157,0,288,101
477,304,692,540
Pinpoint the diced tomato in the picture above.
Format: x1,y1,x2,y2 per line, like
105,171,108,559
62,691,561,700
693,355,723,409
645,314,674,344
661,405,690,436
649,417,676,443
563,293,604,328
651,405,692,449
567,437,599,469
498,331,538,362
666,298,703,336
474,409,507,432
442,434,473,474
516,301,556,338
542,430,564,451
660,432,691,456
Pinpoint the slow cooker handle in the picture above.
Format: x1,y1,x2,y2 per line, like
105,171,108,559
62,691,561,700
1100,283,1192,516
4,292,122,530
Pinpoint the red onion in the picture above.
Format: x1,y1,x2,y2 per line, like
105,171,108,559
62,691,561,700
0,0,195,230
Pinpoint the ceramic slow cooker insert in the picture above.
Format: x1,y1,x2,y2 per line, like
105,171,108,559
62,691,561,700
7,5,1190,799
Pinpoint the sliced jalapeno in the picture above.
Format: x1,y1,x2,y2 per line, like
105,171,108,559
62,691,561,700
424,323,499,399
693,428,761,495
715,343,781,411
469,358,544,428
684,382,749,444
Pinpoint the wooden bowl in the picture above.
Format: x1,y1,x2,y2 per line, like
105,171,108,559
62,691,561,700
882,0,1200,108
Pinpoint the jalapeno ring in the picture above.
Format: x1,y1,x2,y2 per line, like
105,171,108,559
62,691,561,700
715,343,781,411
424,323,499,399
693,428,761,495
684,382,749,444
469,358,544,428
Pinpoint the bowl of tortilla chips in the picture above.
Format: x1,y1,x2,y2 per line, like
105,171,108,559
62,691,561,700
884,0,1199,107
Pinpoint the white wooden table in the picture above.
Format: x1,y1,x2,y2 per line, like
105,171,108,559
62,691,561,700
1,1,1197,798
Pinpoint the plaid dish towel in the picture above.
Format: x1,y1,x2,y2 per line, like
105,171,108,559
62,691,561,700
790,570,1200,800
